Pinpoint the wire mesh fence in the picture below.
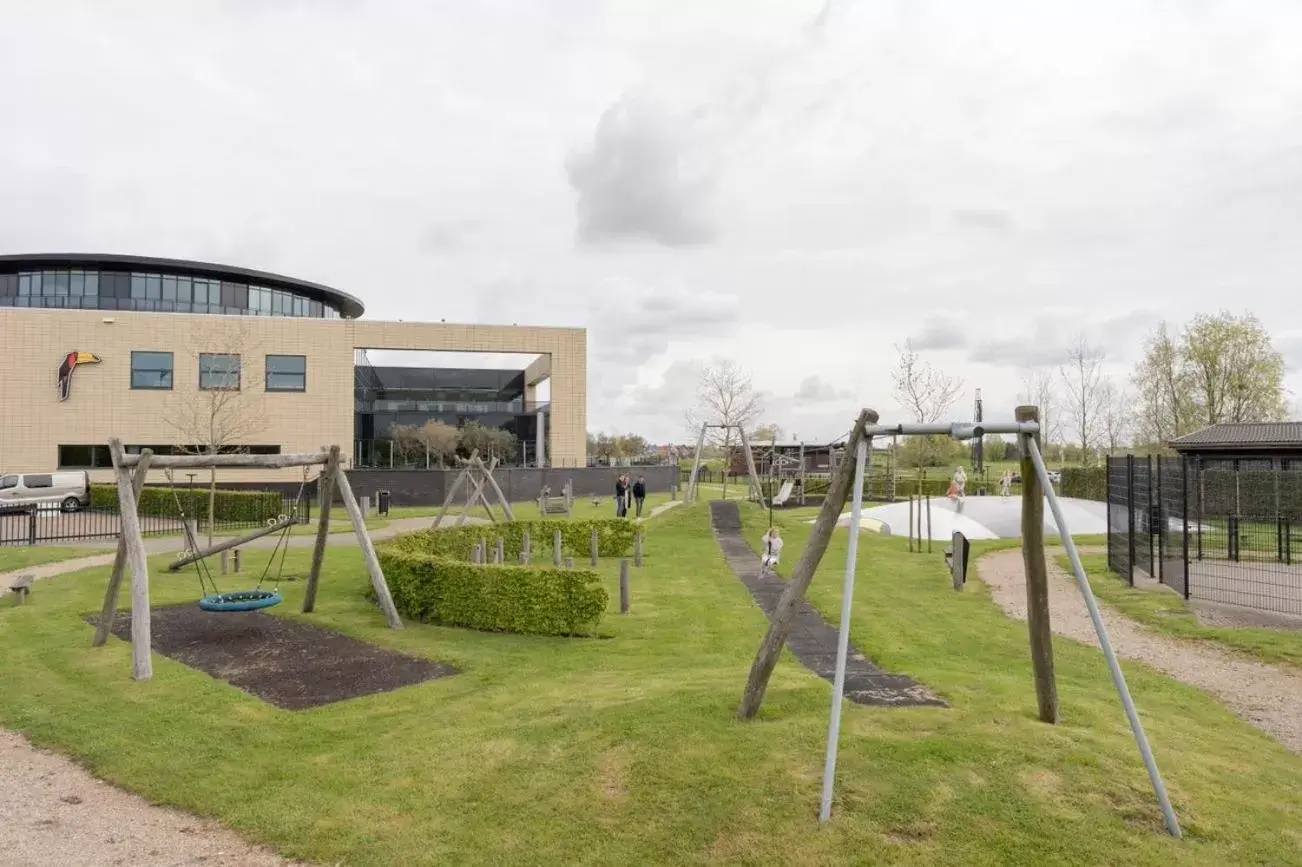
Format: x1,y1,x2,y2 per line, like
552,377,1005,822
1108,454,1302,617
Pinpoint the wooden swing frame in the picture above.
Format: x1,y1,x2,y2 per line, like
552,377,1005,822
91,438,402,682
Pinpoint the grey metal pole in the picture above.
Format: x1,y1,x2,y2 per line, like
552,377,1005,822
819,436,871,824
1024,435,1182,839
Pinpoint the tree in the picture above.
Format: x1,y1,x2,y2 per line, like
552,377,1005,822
163,319,265,547
685,360,764,499
1019,367,1061,461
751,423,784,442
890,340,963,470
415,420,460,467
390,424,425,466
1059,336,1107,465
1096,378,1131,455
1131,312,1287,447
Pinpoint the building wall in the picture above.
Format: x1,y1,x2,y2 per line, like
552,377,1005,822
0,307,586,482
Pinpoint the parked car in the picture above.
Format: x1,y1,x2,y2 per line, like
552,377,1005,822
0,471,92,512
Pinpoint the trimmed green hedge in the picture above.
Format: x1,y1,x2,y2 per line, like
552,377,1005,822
378,548,607,636
90,484,284,522
1060,468,1106,502
388,518,638,562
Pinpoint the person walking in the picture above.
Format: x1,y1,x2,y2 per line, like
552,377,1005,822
614,474,628,517
999,470,1013,499
632,474,647,518
952,466,968,514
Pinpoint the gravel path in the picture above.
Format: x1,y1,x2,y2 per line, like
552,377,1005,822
977,547,1302,755
0,730,300,866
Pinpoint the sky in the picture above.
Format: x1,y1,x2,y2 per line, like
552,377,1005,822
4,0,1302,444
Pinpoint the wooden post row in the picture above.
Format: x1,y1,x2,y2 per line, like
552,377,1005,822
1018,405,1059,724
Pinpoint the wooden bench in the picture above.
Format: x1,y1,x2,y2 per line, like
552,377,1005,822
9,574,35,605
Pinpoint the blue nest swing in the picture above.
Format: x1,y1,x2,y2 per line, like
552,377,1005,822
168,476,304,615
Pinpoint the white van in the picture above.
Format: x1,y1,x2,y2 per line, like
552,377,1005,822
0,471,92,512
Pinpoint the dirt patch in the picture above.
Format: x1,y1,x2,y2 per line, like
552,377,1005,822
88,606,457,710
977,547,1302,754
0,729,302,866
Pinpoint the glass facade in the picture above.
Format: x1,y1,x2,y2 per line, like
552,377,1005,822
0,268,344,318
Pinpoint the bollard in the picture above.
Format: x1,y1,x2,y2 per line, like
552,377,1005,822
233,548,241,573
619,559,630,614
523,530,531,564
590,527,599,566
496,536,505,564
220,549,229,575
553,529,563,567
360,495,370,516
634,530,644,567
564,557,574,569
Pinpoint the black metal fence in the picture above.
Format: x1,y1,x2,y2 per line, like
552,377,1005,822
0,495,310,548
1108,454,1302,617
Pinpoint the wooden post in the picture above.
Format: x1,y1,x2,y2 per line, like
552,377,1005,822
479,457,516,521
106,438,155,680
1018,405,1059,724
619,559,630,613
335,468,403,629
926,494,933,554
908,493,915,553
553,529,563,566
496,536,505,564
233,548,241,573
220,550,229,574
590,527,599,566
523,530,531,564
303,445,341,613
738,408,876,720
92,448,152,648
564,557,574,569
634,530,644,567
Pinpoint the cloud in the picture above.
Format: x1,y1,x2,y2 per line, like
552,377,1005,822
910,316,968,351
950,208,1014,232
793,375,853,403
565,93,719,247
967,310,1163,369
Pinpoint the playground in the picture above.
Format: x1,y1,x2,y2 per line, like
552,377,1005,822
2,423,1302,864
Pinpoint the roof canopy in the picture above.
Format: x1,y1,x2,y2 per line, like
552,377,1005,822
1170,422,1302,453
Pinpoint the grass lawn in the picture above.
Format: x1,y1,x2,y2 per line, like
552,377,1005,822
1063,552,1302,670
0,546,112,572
388,491,675,523
0,504,1300,864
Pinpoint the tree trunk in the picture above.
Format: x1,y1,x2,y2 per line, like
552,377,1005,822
738,407,877,720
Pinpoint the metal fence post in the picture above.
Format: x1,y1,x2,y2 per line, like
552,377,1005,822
1155,456,1164,583
1106,456,1114,572
1126,455,1136,586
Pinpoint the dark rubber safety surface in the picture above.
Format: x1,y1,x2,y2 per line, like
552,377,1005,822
710,501,945,708
89,606,457,710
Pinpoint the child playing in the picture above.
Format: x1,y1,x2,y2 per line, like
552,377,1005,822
759,527,784,576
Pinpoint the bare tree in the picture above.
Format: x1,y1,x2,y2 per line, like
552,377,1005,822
163,319,265,546
1097,378,1131,455
685,360,764,499
1059,335,1107,466
1019,366,1061,461
891,340,963,470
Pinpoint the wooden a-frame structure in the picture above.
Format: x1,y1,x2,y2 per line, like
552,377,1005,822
91,438,402,682
430,449,515,528
684,422,766,505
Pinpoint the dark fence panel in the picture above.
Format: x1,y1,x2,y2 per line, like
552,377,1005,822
1157,457,1188,598
341,466,679,508
1132,455,1154,578
1107,456,1132,583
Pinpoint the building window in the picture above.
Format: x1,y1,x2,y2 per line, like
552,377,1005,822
199,353,241,390
266,355,306,392
131,351,174,390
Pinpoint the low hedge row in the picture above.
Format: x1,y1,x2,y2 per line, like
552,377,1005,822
387,518,638,561
90,484,284,522
1060,468,1106,502
377,548,608,636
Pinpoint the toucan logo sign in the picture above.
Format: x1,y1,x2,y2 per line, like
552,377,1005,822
58,351,101,402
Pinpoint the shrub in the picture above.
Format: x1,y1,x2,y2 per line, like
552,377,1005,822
387,518,638,562
1060,468,1106,502
90,484,284,522
378,548,607,636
